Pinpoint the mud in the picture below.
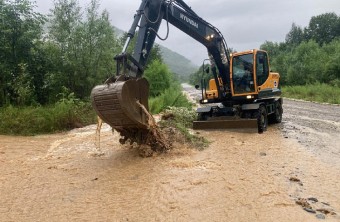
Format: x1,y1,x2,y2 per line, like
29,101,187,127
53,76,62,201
1,85,340,221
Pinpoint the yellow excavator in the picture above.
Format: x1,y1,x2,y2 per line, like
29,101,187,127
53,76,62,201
193,49,282,133
91,0,282,145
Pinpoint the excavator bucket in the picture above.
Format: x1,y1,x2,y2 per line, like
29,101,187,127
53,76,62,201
193,118,258,130
91,78,150,142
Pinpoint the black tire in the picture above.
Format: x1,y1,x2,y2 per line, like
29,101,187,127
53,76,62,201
257,105,268,134
269,101,283,124
198,112,208,121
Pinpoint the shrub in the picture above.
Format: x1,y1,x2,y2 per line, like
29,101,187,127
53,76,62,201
0,100,96,135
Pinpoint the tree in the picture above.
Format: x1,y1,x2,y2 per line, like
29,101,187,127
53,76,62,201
73,0,119,98
144,59,171,97
260,41,280,57
47,0,119,100
305,13,340,45
47,0,81,99
286,23,305,46
286,40,325,85
0,0,46,106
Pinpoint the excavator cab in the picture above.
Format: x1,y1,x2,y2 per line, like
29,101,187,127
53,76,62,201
201,50,275,101
231,51,256,96
230,50,280,99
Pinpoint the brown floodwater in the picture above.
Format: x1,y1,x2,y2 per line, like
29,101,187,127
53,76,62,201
1,122,339,221
1,84,339,221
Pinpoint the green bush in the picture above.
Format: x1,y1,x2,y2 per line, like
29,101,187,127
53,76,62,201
0,101,96,136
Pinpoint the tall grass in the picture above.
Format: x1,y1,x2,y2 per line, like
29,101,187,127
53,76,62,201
282,83,340,104
0,102,96,135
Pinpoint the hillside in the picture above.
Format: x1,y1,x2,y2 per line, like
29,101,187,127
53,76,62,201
113,27,198,79
158,44,198,78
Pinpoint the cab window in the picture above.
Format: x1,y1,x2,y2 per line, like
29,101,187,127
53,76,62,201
256,51,269,86
232,54,255,94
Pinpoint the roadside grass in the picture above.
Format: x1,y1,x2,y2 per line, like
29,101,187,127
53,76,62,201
282,83,340,104
0,101,96,136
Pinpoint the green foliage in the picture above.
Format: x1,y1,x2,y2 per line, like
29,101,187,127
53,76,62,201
286,23,305,46
0,0,46,106
0,102,96,135
305,13,340,45
47,0,119,101
145,60,193,114
282,83,340,104
0,0,121,105
261,12,340,87
149,87,193,114
144,59,172,97
286,40,323,85
189,64,213,87
159,107,209,150
261,38,340,86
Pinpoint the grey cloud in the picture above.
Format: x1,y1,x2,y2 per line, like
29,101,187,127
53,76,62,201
35,0,340,65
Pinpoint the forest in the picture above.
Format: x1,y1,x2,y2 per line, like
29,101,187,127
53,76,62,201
261,12,340,86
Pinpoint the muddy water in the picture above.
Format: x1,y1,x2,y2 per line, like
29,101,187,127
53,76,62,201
1,123,340,221
1,85,340,221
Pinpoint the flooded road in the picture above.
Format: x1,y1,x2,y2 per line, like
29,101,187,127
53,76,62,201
282,99,340,166
1,85,340,221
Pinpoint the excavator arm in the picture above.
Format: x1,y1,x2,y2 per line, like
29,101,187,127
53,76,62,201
121,0,231,96
91,0,232,143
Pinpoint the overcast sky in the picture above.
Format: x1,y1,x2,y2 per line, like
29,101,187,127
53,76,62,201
35,0,340,65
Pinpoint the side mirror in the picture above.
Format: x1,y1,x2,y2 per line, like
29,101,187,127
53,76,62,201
195,85,200,90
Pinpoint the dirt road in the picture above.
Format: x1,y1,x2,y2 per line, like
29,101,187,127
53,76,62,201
1,86,339,221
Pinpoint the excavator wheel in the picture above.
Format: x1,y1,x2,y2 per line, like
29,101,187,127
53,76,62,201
269,101,283,124
257,105,268,133
91,77,150,143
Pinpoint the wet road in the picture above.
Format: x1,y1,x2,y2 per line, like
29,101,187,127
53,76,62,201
0,85,339,221
282,99,340,166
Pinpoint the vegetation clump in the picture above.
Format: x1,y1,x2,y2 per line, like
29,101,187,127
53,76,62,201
159,107,209,150
0,95,96,135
